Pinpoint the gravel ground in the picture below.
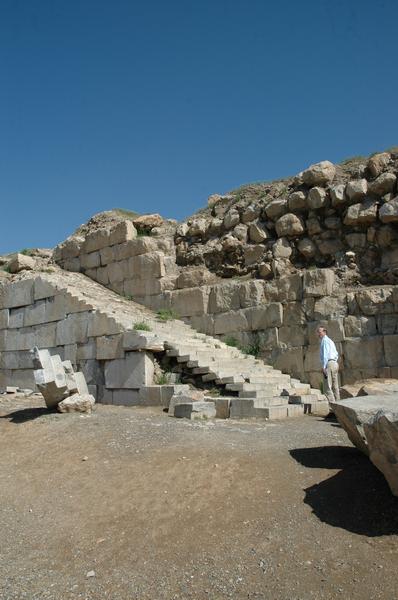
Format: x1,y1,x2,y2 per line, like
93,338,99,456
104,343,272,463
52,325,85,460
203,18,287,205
1,394,397,600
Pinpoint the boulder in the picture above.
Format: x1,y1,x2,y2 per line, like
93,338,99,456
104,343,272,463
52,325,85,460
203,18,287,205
306,216,322,236
345,179,368,202
297,238,316,258
188,219,207,237
288,191,307,212
275,213,304,237
241,205,261,223
307,187,327,210
368,172,396,197
8,254,36,273
223,210,240,230
133,214,163,230
207,194,223,207
265,198,288,220
58,393,96,414
379,197,398,223
249,223,268,243
301,161,336,186
330,184,346,207
232,223,248,242
332,396,398,496
272,238,292,259
367,152,391,177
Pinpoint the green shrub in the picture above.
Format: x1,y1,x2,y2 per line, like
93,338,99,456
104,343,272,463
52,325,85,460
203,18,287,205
155,372,171,385
133,321,152,331
224,336,239,347
156,308,179,321
137,228,152,237
20,248,34,256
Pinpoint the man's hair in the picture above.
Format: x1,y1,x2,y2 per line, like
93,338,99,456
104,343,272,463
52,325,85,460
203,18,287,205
317,326,327,334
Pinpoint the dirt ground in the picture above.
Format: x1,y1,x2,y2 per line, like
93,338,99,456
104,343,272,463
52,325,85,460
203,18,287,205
1,394,397,600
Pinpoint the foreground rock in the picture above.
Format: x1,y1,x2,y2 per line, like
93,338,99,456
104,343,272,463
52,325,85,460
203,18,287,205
58,393,95,413
332,395,398,496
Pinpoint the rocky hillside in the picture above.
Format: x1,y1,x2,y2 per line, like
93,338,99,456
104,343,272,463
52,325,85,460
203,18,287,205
175,149,398,285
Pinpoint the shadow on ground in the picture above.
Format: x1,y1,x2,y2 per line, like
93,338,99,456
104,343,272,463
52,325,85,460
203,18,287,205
0,407,56,423
290,445,398,537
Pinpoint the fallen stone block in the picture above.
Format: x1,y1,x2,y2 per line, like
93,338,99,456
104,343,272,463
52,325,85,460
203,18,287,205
174,401,216,420
364,410,398,496
168,390,204,416
7,253,36,273
58,393,95,414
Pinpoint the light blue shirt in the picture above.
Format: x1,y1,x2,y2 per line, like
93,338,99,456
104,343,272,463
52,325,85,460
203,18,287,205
320,335,339,370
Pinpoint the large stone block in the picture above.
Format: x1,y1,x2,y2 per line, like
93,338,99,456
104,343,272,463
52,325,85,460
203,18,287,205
343,315,376,337
214,310,250,335
0,279,34,309
303,269,335,297
0,308,9,329
264,274,303,303
355,287,394,315
96,335,125,360
169,287,209,317
239,280,265,308
80,252,101,270
384,335,398,367
5,327,35,351
114,237,157,261
304,347,321,372
33,322,58,348
76,339,97,360
112,389,141,406
278,325,307,347
187,314,215,335
107,260,129,284
83,228,110,253
0,350,34,370
124,276,176,297
56,312,90,345
104,352,154,388
6,369,36,390
208,282,240,313
313,295,347,320
109,220,137,246
128,252,165,280
274,347,304,380
8,307,25,329
88,311,122,337
24,295,66,326
79,360,104,386
344,337,384,369
248,303,283,330
34,277,58,301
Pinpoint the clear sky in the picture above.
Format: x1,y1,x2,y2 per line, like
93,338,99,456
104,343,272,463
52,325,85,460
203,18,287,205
1,0,397,254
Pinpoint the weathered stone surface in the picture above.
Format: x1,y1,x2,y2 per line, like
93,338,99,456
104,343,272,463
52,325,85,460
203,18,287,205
302,161,335,186
239,280,265,308
169,287,209,317
8,254,36,273
58,393,95,413
80,252,101,270
133,214,163,230
83,228,110,254
0,279,34,309
333,395,398,496
104,352,154,388
346,179,367,202
288,191,307,211
368,172,396,197
128,252,165,280
56,312,90,345
208,282,240,314
174,400,216,420
188,218,207,237
232,223,248,242
275,213,304,237
355,287,393,316
272,238,292,259
249,223,267,243
303,269,335,297
176,268,217,289
0,308,9,329
207,194,223,207
214,310,250,334
345,233,366,249
367,152,390,177
306,216,322,236
297,238,316,259
122,331,164,352
343,315,376,337
383,335,398,367
223,210,240,229
168,390,204,416
307,187,327,210
330,184,346,207
265,198,287,220
344,337,384,369
241,205,261,223
248,303,283,330
379,197,398,223
244,244,265,266
316,238,344,256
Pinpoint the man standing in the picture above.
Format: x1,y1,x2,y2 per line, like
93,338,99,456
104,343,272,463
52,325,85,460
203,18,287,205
317,326,340,403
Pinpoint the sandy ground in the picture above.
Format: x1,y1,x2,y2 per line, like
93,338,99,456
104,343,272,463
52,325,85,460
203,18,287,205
0,394,397,600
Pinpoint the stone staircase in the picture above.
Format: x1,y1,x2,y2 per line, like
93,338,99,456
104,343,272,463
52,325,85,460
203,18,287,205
11,270,327,419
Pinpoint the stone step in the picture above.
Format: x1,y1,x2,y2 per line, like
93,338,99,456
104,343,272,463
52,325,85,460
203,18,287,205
229,398,296,419
238,389,284,399
289,394,327,404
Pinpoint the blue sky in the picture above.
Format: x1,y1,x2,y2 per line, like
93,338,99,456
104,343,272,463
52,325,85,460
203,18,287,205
1,0,397,253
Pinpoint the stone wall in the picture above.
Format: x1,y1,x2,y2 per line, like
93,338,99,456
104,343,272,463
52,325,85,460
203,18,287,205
0,276,170,405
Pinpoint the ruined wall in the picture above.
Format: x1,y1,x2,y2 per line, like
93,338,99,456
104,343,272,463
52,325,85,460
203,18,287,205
0,276,175,405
